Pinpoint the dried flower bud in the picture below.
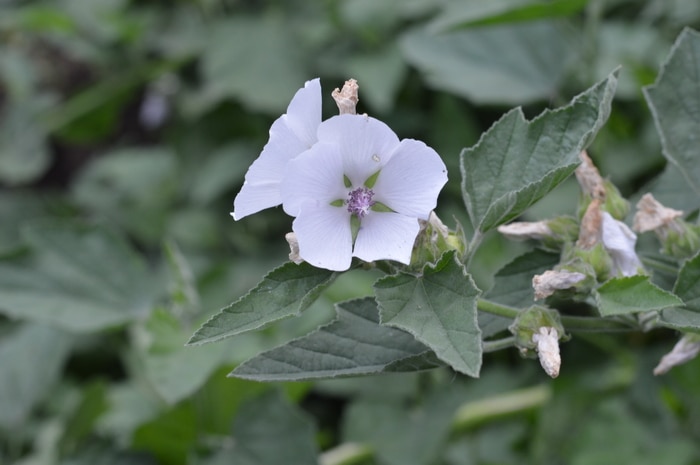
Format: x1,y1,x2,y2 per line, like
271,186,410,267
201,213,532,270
498,217,578,251
634,193,683,233
653,334,700,375
532,327,561,378
332,79,359,115
533,269,588,300
285,232,304,264
633,193,700,259
575,151,606,199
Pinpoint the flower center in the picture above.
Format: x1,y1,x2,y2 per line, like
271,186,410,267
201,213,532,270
346,186,374,218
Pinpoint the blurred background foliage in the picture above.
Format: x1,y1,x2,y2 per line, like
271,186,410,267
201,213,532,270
1,0,700,464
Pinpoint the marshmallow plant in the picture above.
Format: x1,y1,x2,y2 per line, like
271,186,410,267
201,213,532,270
190,29,700,380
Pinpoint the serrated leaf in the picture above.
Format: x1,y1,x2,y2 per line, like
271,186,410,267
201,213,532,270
673,253,700,311
0,323,72,429
374,251,482,377
481,249,560,337
658,307,700,333
595,275,683,316
461,70,618,233
231,297,440,381
0,223,154,332
188,262,336,345
400,21,574,105
644,28,700,196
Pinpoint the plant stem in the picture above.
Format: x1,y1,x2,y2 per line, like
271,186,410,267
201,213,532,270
319,443,374,465
452,383,551,432
483,336,516,352
476,298,636,332
320,384,552,465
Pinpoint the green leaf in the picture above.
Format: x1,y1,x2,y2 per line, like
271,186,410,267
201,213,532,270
374,251,482,377
429,0,589,31
214,391,318,465
0,323,72,429
0,223,154,332
71,147,179,243
231,297,441,381
595,275,683,316
342,384,467,465
461,70,618,233
0,100,51,185
188,262,337,345
196,16,306,115
658,307,700,333
644,28,700,196
135,310,227,404
637,163,700,214
400,21,574,105
673,252,700,311
481,249,560,337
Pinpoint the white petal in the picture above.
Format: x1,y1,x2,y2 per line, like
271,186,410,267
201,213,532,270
601,212,643,276
317,115,400,186
281,141,347,217
284,78,322,148
372,139,447,220
232,78,322,220
353,212,419,265
293,202,353,271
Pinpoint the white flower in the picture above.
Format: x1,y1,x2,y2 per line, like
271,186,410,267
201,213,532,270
280,114,447,271
600,211,643,276
231,78,322,220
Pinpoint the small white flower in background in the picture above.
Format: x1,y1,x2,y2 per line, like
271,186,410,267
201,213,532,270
653,334,700,375
600,211,643,277
532,327,561,378
281,114,447,271
232,78,322,220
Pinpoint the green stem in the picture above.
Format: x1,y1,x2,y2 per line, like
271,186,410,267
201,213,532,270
476,298,636,332
482,336,515,352
320,384,552,465
559,315,635,332
476,299,520,319
463,230,483,270
452,383,551,432
319,443,374,465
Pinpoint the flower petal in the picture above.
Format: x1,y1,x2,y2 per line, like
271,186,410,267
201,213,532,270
293,202,353,271
281,141,347,217
601,212,643,276
353,212,420,265
372,139,447,220
317,115,400,186
232,78,322,220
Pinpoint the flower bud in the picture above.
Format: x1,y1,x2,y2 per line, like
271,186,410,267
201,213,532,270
532,327,561,378
532,268,592,300
497,216,578,252
633,193,700,259
332,79,359,115
508,305,567,358
285,232,304,264
412,212,466,266
575,151,629,221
